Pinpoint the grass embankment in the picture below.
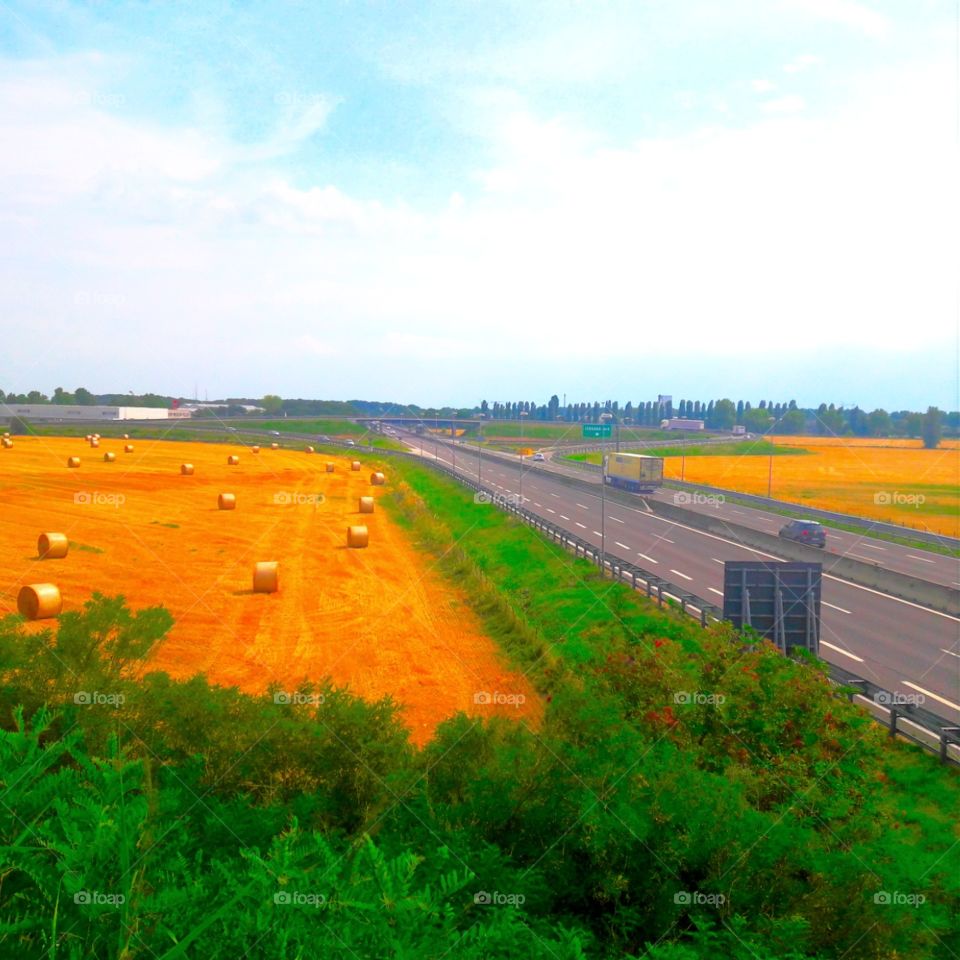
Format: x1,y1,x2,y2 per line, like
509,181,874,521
1,457,957,958
478,423,681,443
567,440,801,463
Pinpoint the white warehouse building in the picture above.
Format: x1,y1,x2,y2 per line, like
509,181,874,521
1,403,189,421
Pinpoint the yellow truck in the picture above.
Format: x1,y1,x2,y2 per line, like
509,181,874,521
603,453,664,493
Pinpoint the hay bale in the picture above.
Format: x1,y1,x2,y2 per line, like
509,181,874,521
305,446,314,454
92,434,100,440
89,439,99,448
325,462,335,473
67,457,81,468
1,438,12,448
271,442,279,449
103,452,116,462
218,493,236,510
37,532,68,559
358,496,374,514
253,561,279,593
17,583,62,620
351,461,361,471
123,433,129,439
124,444,134,453
347,525,369,548
181,463,194,475
227,455,239,465
370,471,385,485
85,434,92,441
3,431,10,437
252,446,260,454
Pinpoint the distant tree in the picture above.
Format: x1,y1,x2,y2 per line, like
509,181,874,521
261,395,283,415
480,400,489,418
623,401,633,422
709,399,735,431
743,407,773,434
867,409,891,436
736,400,744,423
548,395,559,420
904,412,923,438
776,409,806,434
74,387,95,405
758,400,766,410
592,401,600,422
26,391,47,403
921,407,942,449
52,387,73,405
848,407,869,437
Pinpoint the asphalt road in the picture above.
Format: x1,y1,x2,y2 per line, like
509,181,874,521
402,433,960,724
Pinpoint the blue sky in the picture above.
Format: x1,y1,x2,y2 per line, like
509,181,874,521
0,0,957,408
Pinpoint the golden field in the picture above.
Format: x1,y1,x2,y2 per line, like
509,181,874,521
0,436,540,744
664,436,959,537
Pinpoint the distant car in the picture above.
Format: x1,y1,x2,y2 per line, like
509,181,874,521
345,439,356,446
778,519,826,548
317,434,328,441
531,452,545,462
270,430,281,436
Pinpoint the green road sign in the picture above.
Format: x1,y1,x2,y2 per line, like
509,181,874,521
582,424,612,438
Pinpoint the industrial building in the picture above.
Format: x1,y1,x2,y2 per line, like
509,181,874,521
0,404,190,421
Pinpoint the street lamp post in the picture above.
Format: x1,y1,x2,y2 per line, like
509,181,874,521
600,454,606,568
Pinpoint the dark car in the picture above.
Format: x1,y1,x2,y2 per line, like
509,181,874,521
778,519,826,548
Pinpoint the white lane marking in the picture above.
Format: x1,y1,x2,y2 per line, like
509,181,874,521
576,503,588,509
846,554,879,563
708,587,724,596
654,537,675,545
609,516,624,523
546,508,556,514
638,553,658,564
941,648,960,659
712,558,725,564
550,493,560,498
820,640,864,663
731,509,745,515
560,514,570,520
670,569,693,581
576,522,587,529
906,555,936,564
822,601,852,614
615,541,631,550
828,535,842,541
901,681,960,712
858,543,887,551
593,530,603,537
533,502,542,508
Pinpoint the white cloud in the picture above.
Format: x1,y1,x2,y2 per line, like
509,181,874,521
783,53,822,73
781,0,890,38
762,94,807,112
752,78,777,93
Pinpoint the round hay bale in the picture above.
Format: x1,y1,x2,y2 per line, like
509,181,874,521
252,446,260,454
271,442,279,450
85,434,92,441
17,583,62,620
351,461,361,471
370,471,385,485
124,444,134,453
2,438,12,448
218,493,236,510
325,462,335,473
347,525,369,548
67,456,81,468
103,452,116,462
180,463,194,475
227,455,239,465
89,439,99,448
305,445,314,454
253,561,279,593
37,532,69,559
358,496,375,514
123,433,129,440
3,431,10,437
92,434,100,440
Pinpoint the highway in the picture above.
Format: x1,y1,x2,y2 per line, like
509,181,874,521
541,451,960,587
400,432,960,724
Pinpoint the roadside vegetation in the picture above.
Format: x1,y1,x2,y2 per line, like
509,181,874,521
566,440,803,463
1,461,957,958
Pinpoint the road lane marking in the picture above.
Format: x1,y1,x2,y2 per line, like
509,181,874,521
609,516,624,523
576,503,588,509
654,537,675,545
906,555,936,564
712,558,724,564
547,508,556,514
731,509,745,515
820,641,864,663
901,682,960,712
550,493,560,498
670,569,693,581
847,554,879,563
533,502,542,507
822,601,852,614
615,541,631,550
708,587,724,596
560,514,570,520
941,648,960,659
638,553,658,564
858,544,887,551
576,522,587,529
593,531,603,537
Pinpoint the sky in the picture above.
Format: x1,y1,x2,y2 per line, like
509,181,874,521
0,0,957,410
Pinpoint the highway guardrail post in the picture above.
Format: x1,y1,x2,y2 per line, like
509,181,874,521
941,728,960,764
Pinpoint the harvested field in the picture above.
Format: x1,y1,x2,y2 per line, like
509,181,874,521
0,436,541,744
663,436,959,537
